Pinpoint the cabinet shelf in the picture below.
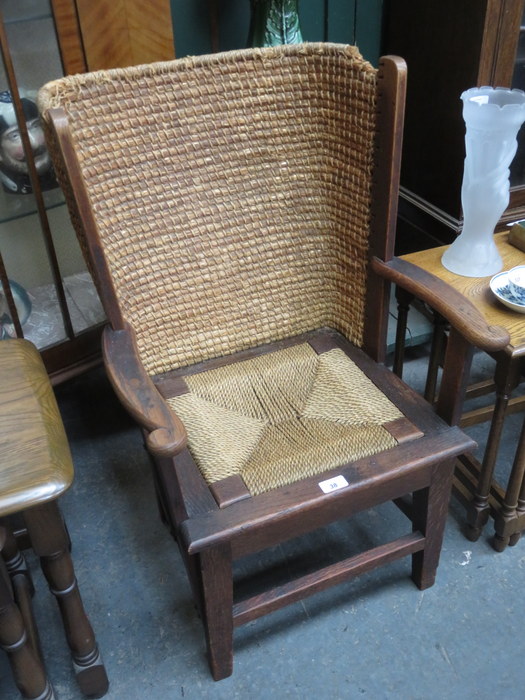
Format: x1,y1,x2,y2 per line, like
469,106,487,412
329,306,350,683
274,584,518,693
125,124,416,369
4,13,52,25
2,0,53,23
0,188,65,226
0,1,105,380
12,271,105,351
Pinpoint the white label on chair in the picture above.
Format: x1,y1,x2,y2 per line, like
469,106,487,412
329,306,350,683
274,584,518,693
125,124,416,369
319,475,349,493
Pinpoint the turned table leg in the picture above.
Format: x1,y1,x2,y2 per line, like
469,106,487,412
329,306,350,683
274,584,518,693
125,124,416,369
0,529,54,700
423,312,448,404
23,502,109,699
465,357,521,542
493,414,525,551
0,521,44,661
510,477,525,546
392,287,413,379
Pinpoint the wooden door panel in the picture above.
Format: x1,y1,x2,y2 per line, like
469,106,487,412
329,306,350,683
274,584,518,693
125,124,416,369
126,0,176,65
75,0,175,71
50,0,87,74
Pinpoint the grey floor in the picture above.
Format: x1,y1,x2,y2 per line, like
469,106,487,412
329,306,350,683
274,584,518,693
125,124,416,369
1,345,525,700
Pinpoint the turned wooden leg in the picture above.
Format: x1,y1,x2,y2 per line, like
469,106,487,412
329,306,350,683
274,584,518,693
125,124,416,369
493,416,525,552
510,473,525,546
200,544,233,681
465,395,508,541
0,521,44,661
411,459,455,590
466,359,519,542
392,287,414,379
423,312,448,404
1,523,34,591
0,531,54,700
23,502,109,698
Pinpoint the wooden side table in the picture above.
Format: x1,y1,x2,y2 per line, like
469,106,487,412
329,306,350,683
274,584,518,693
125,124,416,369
395,231,525,551
0,339,108,698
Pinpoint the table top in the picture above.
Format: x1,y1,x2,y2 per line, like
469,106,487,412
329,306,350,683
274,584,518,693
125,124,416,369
0,339,73,516
401,231,525,354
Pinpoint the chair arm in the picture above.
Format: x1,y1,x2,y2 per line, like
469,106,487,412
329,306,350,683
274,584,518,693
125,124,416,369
102,324,187,458
371,256,510,353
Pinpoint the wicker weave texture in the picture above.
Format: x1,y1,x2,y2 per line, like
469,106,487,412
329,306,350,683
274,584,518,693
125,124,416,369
168,343,402,495
39,44,378,375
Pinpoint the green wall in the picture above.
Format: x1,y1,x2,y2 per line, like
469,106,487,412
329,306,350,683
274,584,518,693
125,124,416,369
170,0,384,66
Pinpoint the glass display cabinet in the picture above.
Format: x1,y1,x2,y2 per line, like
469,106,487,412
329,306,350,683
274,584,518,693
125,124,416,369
0,0,175,381
0,1,103,380
383,0,525,253
0,0,381,380
511,4,525,192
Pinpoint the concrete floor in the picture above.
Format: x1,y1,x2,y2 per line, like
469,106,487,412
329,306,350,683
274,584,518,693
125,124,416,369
1,347,525,700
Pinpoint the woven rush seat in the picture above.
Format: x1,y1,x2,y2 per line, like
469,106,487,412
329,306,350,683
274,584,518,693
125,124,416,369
167,338,421,497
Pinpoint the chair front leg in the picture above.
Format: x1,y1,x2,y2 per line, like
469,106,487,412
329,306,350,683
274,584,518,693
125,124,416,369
199,544,234,681
411,458,456,591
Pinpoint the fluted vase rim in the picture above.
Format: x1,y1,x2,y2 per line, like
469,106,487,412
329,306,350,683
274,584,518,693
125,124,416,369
461,86,525,111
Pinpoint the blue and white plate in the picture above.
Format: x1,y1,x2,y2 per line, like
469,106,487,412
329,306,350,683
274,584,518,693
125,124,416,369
490,270,525,313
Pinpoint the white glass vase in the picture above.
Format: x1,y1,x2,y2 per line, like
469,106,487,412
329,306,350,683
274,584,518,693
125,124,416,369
441,86,525,277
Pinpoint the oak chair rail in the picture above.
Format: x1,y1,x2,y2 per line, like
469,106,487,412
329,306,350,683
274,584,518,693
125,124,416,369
372,256,510,352
102,324,187,458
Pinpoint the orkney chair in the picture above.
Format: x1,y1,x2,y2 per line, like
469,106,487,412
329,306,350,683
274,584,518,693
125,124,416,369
38,44,508,680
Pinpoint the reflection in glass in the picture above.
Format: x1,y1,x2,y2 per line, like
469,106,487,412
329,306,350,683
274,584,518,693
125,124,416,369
0,90,57,194
510,7,525,187
0,3,105,348
0,278,31,338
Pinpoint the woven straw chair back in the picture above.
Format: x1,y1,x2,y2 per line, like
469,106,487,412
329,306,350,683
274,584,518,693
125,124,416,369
39,44,378,375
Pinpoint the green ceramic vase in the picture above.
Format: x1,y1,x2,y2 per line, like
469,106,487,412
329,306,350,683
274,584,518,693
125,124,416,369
249,0,303,47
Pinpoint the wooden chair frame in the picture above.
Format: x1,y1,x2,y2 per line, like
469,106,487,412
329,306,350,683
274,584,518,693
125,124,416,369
40,45,509,680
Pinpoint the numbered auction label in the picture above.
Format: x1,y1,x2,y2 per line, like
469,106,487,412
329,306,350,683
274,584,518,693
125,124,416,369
319,475,349,494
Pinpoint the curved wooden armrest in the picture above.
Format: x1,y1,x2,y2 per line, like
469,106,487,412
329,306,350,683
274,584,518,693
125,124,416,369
102,324,187,458
371,256,510,353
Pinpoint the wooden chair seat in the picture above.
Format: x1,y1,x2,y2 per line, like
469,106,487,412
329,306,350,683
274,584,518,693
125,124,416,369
159,330,424,501
0,340,72,516
0,339,108,699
